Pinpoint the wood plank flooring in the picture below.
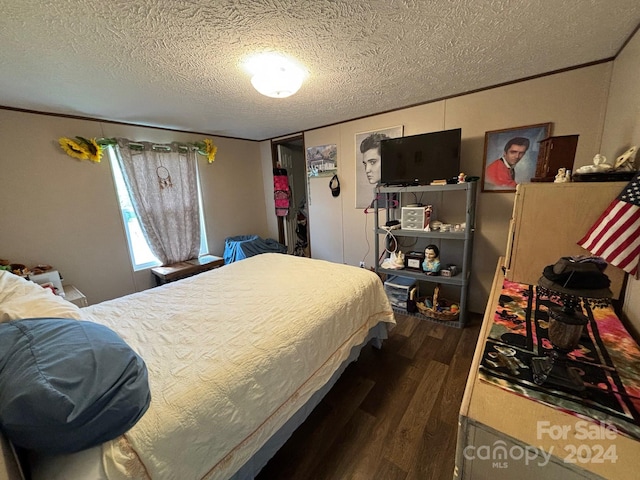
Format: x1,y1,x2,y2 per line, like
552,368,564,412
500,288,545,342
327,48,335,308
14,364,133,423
256,313,482,480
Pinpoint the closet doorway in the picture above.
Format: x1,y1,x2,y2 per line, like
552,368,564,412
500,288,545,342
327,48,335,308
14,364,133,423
271,135,310,257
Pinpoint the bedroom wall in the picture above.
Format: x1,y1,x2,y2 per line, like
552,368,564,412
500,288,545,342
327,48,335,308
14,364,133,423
600,28,640,335
2,52,632,319
259,63,613,314
0,110,267,305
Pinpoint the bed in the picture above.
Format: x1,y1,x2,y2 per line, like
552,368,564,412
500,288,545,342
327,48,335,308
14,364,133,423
0,254,395,479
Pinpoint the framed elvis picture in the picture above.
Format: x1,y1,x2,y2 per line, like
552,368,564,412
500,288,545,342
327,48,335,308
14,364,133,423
481,123,552,192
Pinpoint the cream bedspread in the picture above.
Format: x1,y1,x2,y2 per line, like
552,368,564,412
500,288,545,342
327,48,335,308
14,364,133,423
32,254,394,480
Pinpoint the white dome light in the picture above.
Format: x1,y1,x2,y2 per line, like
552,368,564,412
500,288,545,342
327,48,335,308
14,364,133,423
245,54,306,99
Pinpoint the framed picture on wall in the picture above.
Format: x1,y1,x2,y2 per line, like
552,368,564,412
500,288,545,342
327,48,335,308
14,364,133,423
355,126,403,208
306,144,337,178
481,123,552,192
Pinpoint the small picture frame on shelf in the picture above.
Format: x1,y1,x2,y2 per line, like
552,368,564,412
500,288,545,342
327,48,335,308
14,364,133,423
404,251,425,271
441,265,458,277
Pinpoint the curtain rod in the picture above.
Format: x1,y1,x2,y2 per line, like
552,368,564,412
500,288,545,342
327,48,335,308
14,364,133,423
98,138,199,151
59,136,217,163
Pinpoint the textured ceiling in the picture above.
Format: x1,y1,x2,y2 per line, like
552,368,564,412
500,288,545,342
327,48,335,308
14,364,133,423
1,0,639,141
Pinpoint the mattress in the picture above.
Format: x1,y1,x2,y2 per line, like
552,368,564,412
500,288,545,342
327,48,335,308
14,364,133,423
30,254,395,479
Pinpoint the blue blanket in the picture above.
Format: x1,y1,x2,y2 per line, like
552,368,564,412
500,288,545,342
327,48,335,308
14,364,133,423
223,235,287,264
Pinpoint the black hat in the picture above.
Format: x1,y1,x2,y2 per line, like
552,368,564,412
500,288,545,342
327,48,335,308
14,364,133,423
329,174,340,197
538,256,612,298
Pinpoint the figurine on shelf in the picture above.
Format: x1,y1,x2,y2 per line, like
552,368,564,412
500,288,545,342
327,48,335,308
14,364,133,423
554,167,570,183
575,153,613,174
423,204,433,231
393,251,405,268
381,250,405,270
614,146,638,171
422,244,441,275
457,172,466,183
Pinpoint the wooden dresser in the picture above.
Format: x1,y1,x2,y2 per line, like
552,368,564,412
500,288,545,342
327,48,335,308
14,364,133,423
455,260,638,480
504,181,627,299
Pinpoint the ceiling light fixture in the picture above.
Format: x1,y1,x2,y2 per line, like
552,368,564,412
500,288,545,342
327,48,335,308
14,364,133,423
245,53,306,99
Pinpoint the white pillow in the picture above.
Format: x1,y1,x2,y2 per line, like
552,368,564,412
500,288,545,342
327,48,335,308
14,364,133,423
0,271,81,322
0,270,36,303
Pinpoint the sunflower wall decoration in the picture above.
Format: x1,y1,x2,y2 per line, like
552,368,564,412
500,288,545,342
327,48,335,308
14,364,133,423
195,138,218,163
58,136,104,163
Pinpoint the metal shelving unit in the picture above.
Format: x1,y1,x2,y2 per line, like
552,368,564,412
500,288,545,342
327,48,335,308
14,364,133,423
375,182,477,327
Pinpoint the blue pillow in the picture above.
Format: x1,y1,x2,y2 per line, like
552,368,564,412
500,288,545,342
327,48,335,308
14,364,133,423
0,318,151,454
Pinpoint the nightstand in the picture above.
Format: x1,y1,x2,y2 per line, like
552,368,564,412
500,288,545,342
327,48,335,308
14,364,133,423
63,284,88,307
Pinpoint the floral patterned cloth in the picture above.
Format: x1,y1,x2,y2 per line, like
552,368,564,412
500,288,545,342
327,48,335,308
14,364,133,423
479,279,640,440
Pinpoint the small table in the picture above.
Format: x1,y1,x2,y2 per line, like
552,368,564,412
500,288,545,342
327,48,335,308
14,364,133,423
151,255,224,285
63,284,88,307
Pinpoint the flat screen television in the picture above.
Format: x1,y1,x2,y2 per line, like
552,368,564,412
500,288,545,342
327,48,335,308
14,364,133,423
380,128,461,186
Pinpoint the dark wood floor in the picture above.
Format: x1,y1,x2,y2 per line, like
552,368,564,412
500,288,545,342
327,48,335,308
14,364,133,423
256,313,482,480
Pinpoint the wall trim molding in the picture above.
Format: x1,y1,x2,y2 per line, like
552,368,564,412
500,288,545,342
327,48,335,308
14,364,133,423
293,58,614,141
0,105,258,143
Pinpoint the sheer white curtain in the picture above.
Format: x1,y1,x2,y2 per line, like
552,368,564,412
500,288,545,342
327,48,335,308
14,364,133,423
115,138,200,265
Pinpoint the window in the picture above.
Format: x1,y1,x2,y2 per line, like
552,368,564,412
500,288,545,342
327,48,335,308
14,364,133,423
108,147,208,270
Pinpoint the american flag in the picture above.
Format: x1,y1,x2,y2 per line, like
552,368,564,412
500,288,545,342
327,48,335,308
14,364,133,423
578,172,640,275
